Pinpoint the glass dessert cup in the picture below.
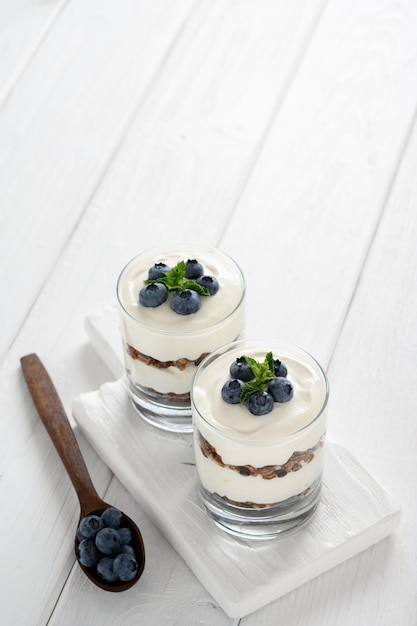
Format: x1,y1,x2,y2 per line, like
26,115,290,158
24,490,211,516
116,245,246,433
191,339,329,539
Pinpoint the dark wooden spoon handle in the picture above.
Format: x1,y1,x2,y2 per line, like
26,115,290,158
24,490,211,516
21,353,105,516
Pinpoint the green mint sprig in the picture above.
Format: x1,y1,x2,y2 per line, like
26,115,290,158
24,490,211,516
240,352,276,403
145,260,209,295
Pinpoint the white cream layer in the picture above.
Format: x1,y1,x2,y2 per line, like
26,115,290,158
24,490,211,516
195,441,325,505
192,343,328,504
117,246,245,394
128,358,198,395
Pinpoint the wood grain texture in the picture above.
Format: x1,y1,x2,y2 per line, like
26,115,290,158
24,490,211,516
220,0,417,367
322,111,417,626
0,0,68,104
0,0,195,361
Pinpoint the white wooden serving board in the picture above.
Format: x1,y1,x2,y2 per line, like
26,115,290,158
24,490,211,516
73,308,401,618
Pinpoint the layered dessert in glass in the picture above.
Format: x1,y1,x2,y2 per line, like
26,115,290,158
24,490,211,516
117,245,246,432
191,339,329,538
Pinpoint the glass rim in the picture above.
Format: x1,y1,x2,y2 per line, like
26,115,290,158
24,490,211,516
191,338,329,443
116,244,246,336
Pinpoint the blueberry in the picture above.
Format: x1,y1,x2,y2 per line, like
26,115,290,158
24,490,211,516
268,377,294,403
273,359,288,378
229,357,254,382
78,538,100,567
113,553,139,582
196,275,219,295
95,527,121,555
148,262,170,280
101,507,123,529
97,557,118,583
221,378,244,404
246,391,274,416
139,282,168,307
170,289,201,315
78,514,104,539
185,259,204,279
118,527,132,545
120,544,135,556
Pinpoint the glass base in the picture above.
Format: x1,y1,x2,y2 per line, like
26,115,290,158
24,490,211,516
127,377,193,434
199,476,322,539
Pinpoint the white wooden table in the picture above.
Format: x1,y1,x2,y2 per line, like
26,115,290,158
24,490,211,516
1,1,416,624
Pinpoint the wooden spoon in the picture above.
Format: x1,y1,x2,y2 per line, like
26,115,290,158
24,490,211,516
20,353,145,592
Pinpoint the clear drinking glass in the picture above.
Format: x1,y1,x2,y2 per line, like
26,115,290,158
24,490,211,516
116,244,246,433
191,339,329,538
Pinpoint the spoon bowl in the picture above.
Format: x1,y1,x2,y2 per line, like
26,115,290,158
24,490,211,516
75,503,145,592
21,353,145,592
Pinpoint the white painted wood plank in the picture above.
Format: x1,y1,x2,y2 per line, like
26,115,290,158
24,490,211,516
219,0,417,370
244,122,417,626
0,0,68,104
320,117,417,626
84,306,124,378
0,0,195,361
0,0,328,363
236,2,417,621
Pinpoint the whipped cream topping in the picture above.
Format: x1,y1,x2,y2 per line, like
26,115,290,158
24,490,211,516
118,247,244,333
193,348,327,440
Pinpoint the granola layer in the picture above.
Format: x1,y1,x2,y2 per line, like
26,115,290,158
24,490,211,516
127,344,207,371
141,385,190,404
218,484,314,509
198,431,324,480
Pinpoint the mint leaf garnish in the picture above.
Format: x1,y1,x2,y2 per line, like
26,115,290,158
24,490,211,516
240,352,276,403
182,280,208,295
145,260,210,296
